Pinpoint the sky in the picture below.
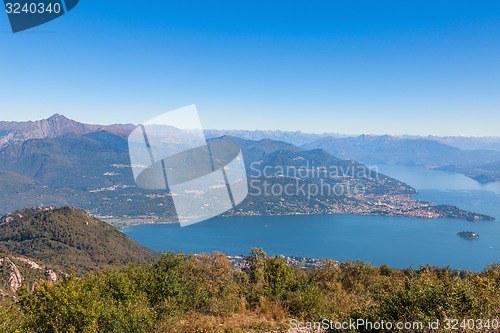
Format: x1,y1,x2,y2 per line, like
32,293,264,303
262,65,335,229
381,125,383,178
0,0,499,136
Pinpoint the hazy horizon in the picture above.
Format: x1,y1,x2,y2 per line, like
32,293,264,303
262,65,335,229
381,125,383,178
3,112,500,139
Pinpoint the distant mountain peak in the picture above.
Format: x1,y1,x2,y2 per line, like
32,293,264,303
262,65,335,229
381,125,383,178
47,113,71,122
0,114,134,148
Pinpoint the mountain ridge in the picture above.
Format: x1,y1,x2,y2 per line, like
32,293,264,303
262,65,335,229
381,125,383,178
0,115,496,221
0,114,134,148
302,135,500,168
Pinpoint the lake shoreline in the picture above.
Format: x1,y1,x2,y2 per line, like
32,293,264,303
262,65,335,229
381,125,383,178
114,206,495,230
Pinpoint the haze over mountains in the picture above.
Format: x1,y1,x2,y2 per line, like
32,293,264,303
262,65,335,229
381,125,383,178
302,135,500,169
1,114,499,182
3,114,500,151
0,114,497,220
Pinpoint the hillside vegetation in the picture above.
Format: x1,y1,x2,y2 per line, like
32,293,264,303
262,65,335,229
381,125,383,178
0,249,498,333
0,207,159,274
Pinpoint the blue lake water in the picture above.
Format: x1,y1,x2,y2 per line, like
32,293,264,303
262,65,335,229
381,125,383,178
123,166,500,271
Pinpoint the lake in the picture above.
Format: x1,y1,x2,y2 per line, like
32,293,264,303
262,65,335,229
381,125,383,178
123,166,500,271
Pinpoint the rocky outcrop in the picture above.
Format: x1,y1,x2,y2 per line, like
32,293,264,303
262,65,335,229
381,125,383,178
0,255,61,294
44,269,58,283
15,257,43,270
0,257,23,292
0,206,55,225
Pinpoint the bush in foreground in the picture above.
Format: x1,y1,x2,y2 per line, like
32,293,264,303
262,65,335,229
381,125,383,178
0,250,498,332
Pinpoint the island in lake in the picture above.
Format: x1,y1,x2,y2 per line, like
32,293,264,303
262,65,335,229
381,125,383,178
457,231,480,240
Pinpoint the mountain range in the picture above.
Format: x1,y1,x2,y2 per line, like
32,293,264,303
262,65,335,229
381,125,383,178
302,135,500,183
302,135,500,167
0,114,134,149
0,114,496,221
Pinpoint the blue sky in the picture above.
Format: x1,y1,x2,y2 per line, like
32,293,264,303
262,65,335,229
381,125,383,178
1,0,499,136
